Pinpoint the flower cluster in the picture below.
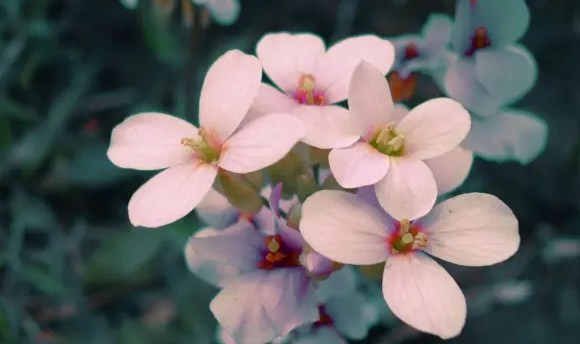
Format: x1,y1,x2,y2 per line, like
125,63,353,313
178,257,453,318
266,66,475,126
108,2,538,341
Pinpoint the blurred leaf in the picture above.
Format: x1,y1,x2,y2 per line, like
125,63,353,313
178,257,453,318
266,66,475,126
117,320,156,344
140,2,183,65
0,303,10,341
21,264,66,296
85,229,171,285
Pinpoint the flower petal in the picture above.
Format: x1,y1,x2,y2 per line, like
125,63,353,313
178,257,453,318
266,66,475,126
199,50,262,141
396,98,470,160
419,193,520,266
375,158,437,221
294,327,346,344
194,0,240,26
475,46,537,104
244,83,298,124
348,62,394,136
462,109,548,164
328,293,378,340
383,253,466,339
317,35,395,103
444,59,504,116
196,188,239,229
256,33,326,92
424,146,474,195
210,269,318,344
293,104,359,149
107,113,198,170
219,113,305,173
317,266,358,302
128,162,217,227
473,0,530,47
329,142,389,189
184,221,262,287
300,190,390,265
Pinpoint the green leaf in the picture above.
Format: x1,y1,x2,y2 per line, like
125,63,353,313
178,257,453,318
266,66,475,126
21,264,66,296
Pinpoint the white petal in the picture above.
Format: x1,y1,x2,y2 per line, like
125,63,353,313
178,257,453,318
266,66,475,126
463,109,548,164
396,98,471,160
424,146,474,195
199,50,262,141
256,33,325,93
210,269,318,344
329,142,389,188
316,35,395,103
107,113,198,170
300,190,390,265
348,62,394,136
184,221,262,287
418,193,520,266
244,83,298,124
196,188,239,229
375,158,437,221
128,162,217,228
219,113,305,173
383,253,466,339
293,105,359,149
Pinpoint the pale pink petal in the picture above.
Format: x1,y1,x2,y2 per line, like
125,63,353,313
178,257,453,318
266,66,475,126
219,113,305,173
329,142,389,188
244,83,298,124
418,193,520,266
210,269,318,344
383,253,466,339
375,158,437,221
391,103,410,123
300,190,390,265
348,62,394,136
316,35,395,103
128,162,217,228
107,113,198,170
293,105,359,149
256,33,326,92
396,98,470,160
424,146,474,195
196,188,239,229
199,50,262,141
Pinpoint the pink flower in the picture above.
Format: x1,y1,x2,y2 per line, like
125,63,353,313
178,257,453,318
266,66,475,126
248,33,395,149
107,50,305,228
329,61,470,220
300,190,520,339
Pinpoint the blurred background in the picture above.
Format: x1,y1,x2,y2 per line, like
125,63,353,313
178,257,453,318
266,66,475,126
1,0,579,343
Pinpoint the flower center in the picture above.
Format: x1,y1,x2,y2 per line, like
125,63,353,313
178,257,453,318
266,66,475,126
294,74,326,106
181,127,221,164
389,219,428,254
404,42,420,61
464,26,491,57
369,124,406,156
257,234,301,270
314,305,334,327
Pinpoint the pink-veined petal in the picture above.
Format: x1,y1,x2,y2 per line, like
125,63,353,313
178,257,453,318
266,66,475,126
107,113,198,170
128,162,217,228
300,190,390,265
199,50,262,141
210,269,318,344
256,33,326,93
293,104,359,149
219,113,305,173
383,253,466,339
244,83,298,124
424,146,474,195
396,98,470,160
329,142,389,188
375,158,437,221
418,193,520,266
316,35,395,103
348,62,394,136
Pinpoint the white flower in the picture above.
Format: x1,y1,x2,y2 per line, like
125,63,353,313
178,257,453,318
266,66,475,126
248,32,395,149
300,190,520,339
107,50,305,228
329,62,470,219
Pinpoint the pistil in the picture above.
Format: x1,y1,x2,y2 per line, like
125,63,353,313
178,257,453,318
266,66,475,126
369,125,406,156
295,74,326,105
391,219,428,254
181,127,221,164
464,26,491,56
258,234,301,270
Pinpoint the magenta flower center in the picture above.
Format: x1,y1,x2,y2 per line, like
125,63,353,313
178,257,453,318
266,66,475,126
464,26,491,57
294,74,326,106
258,234,301,270
404,42,420,61
388,219,428,254
314,305,334,327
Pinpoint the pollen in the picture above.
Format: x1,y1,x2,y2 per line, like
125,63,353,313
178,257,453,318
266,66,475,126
295,74,326,105
464,26,491,57
180,127,221,164
369,125,406,156
258,234,301,270
390,219,428,254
